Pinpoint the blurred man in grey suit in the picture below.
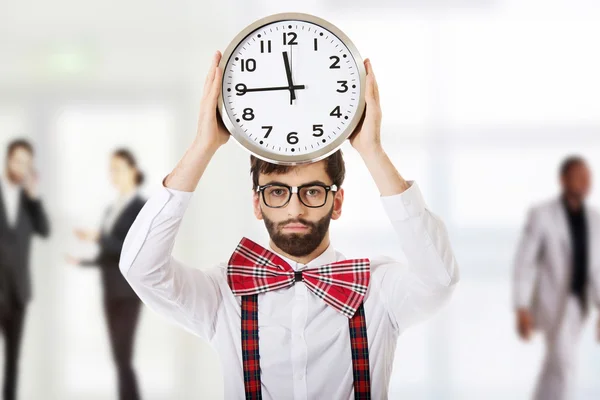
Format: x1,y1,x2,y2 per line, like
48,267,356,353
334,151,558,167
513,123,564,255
0,139,50,400
513,155,600,400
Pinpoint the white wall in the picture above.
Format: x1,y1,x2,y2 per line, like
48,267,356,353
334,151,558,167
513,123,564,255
1,0,600,398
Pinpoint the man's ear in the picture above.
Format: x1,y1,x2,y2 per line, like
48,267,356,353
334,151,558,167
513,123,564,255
253,192,263,220
331,188,344,220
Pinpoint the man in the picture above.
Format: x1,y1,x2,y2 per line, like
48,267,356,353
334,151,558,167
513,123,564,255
513,156,600,400
120,51,459,399
0,139,50,400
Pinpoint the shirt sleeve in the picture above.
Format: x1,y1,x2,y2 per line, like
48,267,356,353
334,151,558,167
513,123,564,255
371,181,460,334
119,184,224,341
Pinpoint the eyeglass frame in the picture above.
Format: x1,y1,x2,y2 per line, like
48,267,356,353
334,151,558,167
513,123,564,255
255,182,339,208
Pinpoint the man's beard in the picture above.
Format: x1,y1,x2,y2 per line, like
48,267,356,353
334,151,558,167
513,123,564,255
263,206,334,258
565,190,585,203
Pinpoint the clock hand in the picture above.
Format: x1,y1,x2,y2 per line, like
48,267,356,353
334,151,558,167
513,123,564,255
236,84,305,95
290,45,295,101
282,51,296,104
246,85,305,93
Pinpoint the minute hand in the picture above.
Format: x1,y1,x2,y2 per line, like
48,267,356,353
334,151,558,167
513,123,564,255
282,51,296,104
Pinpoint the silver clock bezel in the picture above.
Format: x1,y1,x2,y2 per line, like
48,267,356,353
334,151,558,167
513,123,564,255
217,12,367,166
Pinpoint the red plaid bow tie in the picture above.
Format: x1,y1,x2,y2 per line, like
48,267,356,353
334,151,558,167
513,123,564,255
227,237,370,318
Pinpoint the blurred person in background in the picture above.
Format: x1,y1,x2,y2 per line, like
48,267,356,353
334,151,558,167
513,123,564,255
66,148,146,400
0,138,50,400
118,51,460,399
513,155,600,400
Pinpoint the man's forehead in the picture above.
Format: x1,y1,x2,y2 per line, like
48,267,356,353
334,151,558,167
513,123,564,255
259,161,330,185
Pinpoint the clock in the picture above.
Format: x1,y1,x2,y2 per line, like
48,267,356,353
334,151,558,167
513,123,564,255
217,12,366,165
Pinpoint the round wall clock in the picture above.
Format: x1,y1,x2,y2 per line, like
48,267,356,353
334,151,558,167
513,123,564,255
217,12,366,165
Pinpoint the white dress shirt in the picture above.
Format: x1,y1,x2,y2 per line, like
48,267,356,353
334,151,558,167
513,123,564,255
102,191,137,234
0,175,21,228
120,181,460,400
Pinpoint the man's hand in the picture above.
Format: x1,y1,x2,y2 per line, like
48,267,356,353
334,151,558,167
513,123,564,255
517,308,534,341
22,167,39,199
195,50,230,152
74,228,100,243
349,59,382,157
164,50,230,192
348,59,409,196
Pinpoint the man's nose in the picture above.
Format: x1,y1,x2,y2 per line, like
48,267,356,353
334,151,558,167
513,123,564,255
286,192,306,217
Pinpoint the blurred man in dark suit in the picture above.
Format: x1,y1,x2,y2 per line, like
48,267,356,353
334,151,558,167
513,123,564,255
0,138,50,400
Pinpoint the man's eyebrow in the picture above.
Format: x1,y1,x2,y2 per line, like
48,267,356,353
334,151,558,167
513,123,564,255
260,180,288,187
260,180,330,187
299,180,330,186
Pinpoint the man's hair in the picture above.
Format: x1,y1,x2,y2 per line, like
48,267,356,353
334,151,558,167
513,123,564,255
559,155,587,177
6,138,34,159
250,150,346,189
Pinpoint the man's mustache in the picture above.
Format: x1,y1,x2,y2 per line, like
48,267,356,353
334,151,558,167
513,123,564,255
277,219,314,229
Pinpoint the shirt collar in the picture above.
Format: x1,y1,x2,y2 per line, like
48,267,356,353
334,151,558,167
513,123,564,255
117,190,137,206
266,240,337,271
561,195,585,217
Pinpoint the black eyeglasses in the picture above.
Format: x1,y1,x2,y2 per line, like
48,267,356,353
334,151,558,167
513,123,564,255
256,183,338,208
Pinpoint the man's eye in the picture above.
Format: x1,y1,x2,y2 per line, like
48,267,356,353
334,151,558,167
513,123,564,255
305,188,324,197
270,189,286,197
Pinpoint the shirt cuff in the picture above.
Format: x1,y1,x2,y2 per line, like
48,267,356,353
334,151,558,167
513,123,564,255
380,181,426,221
119,179,193,275
160,175,194,217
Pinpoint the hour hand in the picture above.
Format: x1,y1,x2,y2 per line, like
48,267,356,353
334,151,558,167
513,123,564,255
235,83,305,96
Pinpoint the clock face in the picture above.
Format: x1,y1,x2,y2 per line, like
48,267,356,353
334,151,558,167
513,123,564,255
218,13,366,165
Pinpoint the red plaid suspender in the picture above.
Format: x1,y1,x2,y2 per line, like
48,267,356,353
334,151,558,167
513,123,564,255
241,295,262,399
349,302,371,399
241,295,371,399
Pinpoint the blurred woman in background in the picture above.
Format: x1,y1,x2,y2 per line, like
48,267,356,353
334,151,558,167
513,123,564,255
67,148,146,400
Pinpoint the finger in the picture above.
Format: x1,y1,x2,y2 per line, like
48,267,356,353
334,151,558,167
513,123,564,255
365,63,378,105
208,66,223,109
202,58,216,96
366,59,381,103
203,51,222,98
364,61,376,103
